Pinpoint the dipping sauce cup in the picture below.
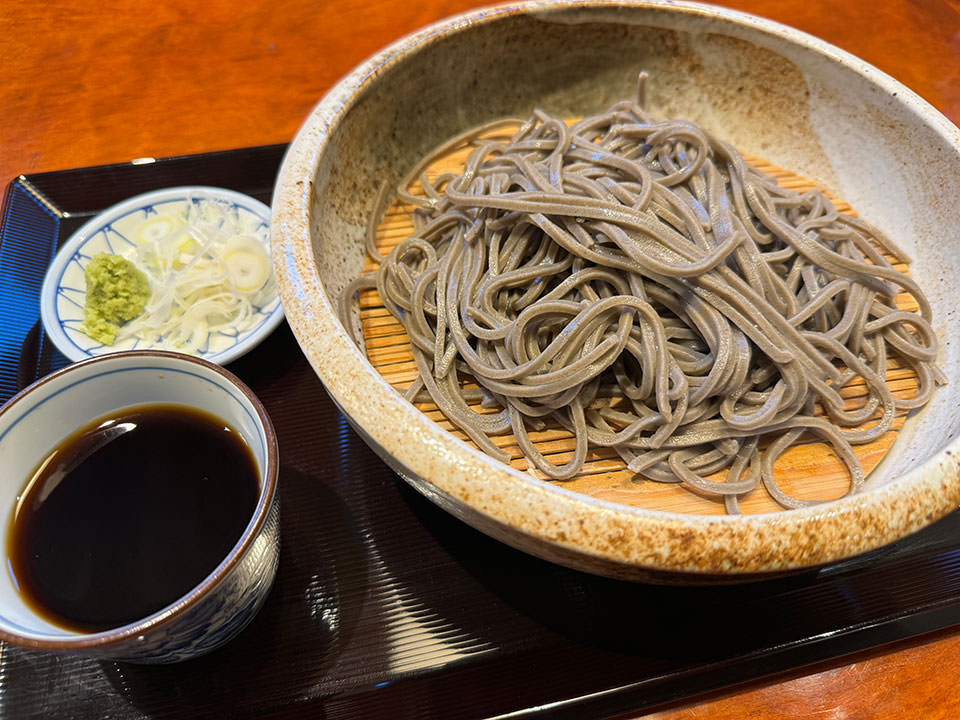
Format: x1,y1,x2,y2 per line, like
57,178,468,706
0,350,279,663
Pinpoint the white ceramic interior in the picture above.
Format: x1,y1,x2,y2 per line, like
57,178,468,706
271,0,960,580
0,350,276,647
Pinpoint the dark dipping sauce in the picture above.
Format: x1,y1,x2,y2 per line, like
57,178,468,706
7,403,260,633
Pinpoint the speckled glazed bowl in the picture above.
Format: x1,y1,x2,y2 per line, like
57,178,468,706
272,0,960,580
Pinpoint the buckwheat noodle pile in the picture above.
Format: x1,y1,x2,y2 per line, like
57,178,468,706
341,79,944,514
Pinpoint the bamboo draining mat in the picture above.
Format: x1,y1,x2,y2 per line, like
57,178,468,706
354,131,921,516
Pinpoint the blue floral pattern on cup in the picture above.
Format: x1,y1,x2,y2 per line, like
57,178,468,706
0,350,281,663
99,496,281,664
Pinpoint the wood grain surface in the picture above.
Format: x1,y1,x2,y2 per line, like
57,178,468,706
2,0,959,717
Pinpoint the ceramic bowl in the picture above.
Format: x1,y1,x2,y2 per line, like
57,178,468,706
0,350,280,662
271,0,960,580
40,186,284,366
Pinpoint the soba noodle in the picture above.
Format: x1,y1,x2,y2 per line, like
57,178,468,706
342,79,944,513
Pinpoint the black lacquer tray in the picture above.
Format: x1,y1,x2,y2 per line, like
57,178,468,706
3,146,960,719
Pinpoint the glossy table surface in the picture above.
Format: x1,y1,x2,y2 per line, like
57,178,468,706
2,1,960,717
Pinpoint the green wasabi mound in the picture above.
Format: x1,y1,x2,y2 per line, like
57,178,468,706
81,253,150,345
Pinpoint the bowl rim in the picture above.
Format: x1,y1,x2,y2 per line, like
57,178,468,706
39,184,285,367
270,0,960,576
0,349,279,650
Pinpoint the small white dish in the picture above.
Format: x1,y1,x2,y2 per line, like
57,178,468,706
40,186,283,365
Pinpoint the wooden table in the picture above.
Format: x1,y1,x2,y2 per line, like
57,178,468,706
2,1,959,717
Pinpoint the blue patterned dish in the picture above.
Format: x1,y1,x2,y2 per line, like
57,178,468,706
40,186,283,365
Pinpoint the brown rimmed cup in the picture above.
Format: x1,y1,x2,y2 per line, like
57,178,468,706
0,350,279,663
